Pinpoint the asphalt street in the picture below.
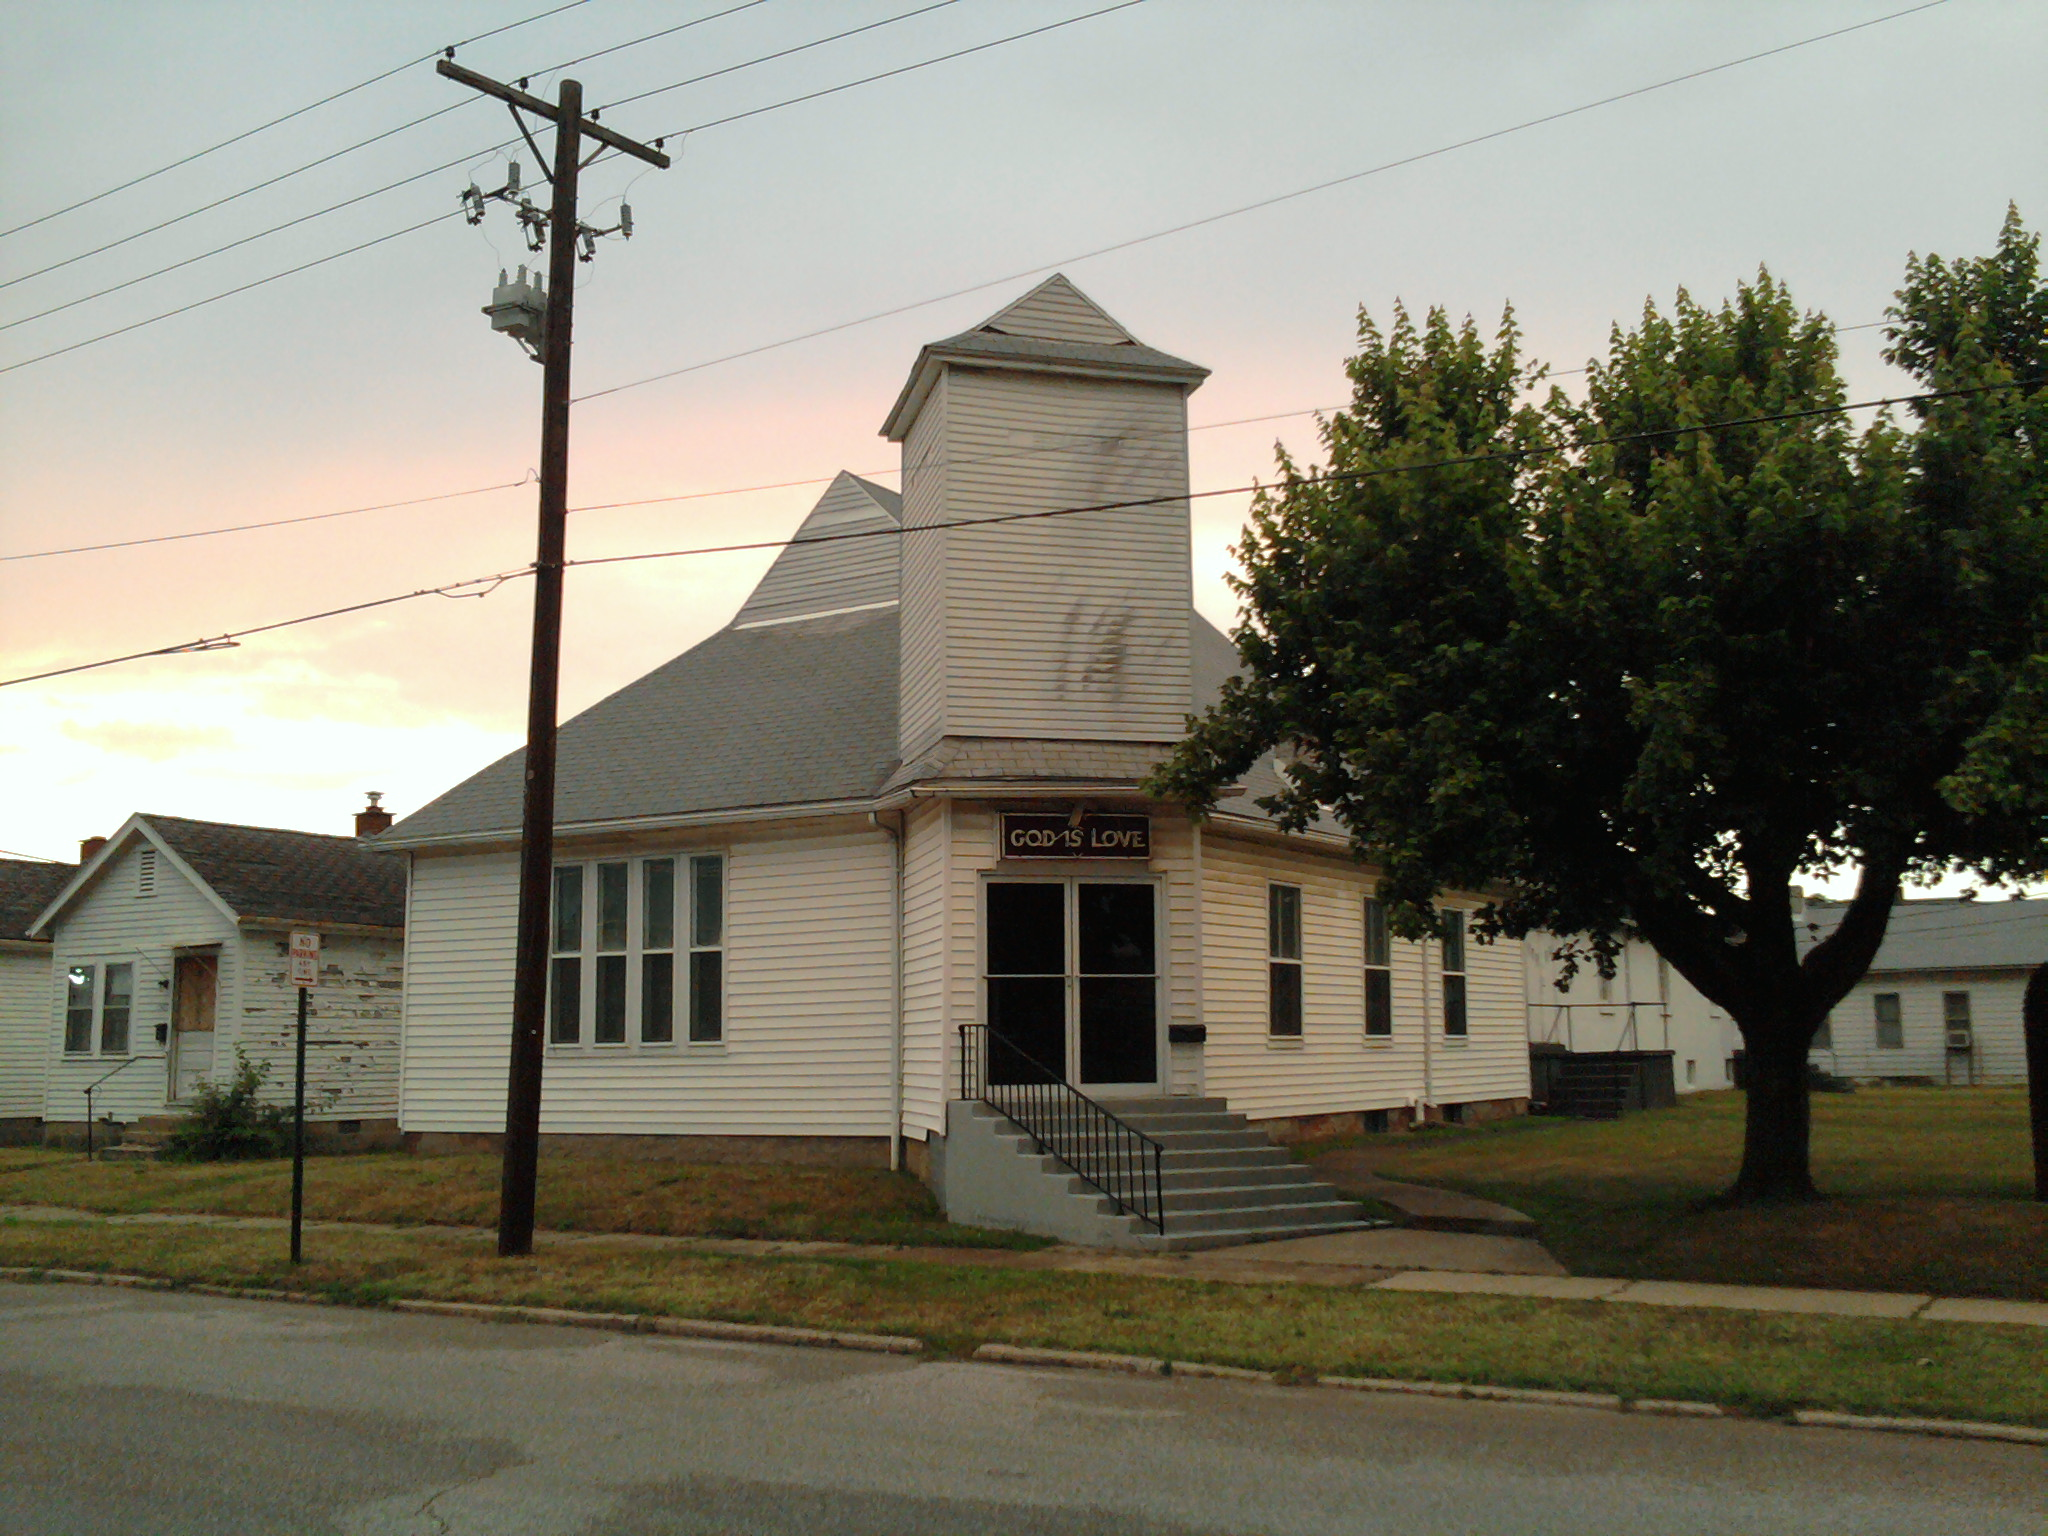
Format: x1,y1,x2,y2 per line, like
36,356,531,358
0,1281,2040,1535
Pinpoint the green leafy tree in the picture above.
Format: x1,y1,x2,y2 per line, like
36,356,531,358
1152,211,2046,1201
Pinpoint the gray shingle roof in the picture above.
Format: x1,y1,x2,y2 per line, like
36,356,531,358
1804,897,2048,972
144,816,405,928
731,473,899,628
387,606,902,842
0,859,75,941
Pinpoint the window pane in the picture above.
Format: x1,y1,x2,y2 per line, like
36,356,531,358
594,954,626,1043
987,975,1064,1079
1812,1016,1834,1050
1441,911,1466,974
1443,972,1468,1037
643,859,675,951
1077,883,1154,975
1874,992,1902,1050
1269,961,1303,1036
100,963,133,1054
1269,885,1301,961
65,966,95,1053
641,953,673,1043
596,862,628,952
552,866,583,954
1363,897,1389,968
986,883,1063,975
1079,976,1156,1084
689,950,723,1042
1365,968,1393,1037
1943,992,1971,1028
691,855,724,948
550,957,581,1044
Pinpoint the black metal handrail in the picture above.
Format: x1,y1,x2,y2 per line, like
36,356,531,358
81,1054,163,1161
958,1024,1165,1233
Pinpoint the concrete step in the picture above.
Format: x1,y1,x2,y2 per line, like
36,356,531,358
1112,1111,1249,1135
1158,1145,1293,1172
1133,1214,1380,1253
1157,1163,1320,1192
1159,1182,1343,1215
1158,1199,1369,1236
1141,1129,1279,1153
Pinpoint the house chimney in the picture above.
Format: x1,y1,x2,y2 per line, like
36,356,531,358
354,792,393,838
79,835,108,862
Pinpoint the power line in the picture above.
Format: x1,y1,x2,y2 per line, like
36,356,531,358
0,0,776,309
0,846,66,864
0,478,535,563
7,378,2022,691
0,0,598,244
0,320,1922,561
577,0,1950,403
644,0,1142,132
0,210,463,376
0,0,1079,369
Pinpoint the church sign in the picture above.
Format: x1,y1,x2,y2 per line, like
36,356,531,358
1000,813,1151,860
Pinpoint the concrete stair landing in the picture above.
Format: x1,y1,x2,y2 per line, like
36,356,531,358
943,1096,1380,1253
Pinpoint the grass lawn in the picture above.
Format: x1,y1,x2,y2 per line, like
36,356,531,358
0,1147,1046,1249
1305,1087,2048,1301
3,1216,2044,1429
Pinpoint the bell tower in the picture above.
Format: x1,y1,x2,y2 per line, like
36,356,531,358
881,275,1208,763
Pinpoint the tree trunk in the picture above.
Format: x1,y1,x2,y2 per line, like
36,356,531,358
1730,1032,1819,1202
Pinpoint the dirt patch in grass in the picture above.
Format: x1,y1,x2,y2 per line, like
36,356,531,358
3,1218,2044,1429
0,1148,1045,1250
1304,1087,2048,1299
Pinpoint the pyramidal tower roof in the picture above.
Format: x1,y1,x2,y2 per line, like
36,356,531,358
730,472,901,630
881,273,1207,440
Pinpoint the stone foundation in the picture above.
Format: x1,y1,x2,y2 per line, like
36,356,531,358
1250,1096,1527,1142
0,1116,43,1147
401,1130,893,1169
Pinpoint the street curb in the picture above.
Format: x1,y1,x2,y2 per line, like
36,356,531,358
1793,1410,2048,1446
4,1267,2041,1446
390,1298,923,1354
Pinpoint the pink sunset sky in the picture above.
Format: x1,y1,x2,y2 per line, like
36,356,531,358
1,0,2041,900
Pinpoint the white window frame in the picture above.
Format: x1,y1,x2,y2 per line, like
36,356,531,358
1267,883,1303,1039
1362,895,1393,1042
62,961,135,1056
1873,991,1904,1050
547,852,726,1051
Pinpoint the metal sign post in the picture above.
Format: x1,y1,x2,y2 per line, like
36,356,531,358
288,931,319,1264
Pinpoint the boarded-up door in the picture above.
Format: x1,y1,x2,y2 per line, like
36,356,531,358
169,953,218,1102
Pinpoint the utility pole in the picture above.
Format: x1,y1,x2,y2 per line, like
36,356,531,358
436,59,669,1257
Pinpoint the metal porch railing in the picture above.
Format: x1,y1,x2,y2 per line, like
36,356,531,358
958,1024,1165,1234
82,1055,163,1160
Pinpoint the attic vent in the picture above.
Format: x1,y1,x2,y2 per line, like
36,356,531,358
137,847,158,898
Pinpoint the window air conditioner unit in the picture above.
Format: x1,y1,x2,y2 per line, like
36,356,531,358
1945,1026,1974,1052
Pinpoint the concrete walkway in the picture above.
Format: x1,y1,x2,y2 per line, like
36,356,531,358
6,1202,2047,1328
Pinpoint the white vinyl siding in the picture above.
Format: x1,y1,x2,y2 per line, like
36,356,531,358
0,947,51,1121
1524,932,1741,1090
232,927,403,1122
896,367,1194,757
1811,972,2030,1084
898,799,951,1138
401,825,898,1138
42,838,235,1126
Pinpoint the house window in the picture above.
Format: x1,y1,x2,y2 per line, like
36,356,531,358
1363,896,1392,1038
549,853,724,1047
1874,992,1903,1050
1657,956,1671,1004
1268,884,1302,1037
64,965,95,1053
1944,991,1971,1040
1441,911,1468,1038
63,963,131,1055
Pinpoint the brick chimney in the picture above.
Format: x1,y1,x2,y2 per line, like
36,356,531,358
79,835,108,862
354,792,393,838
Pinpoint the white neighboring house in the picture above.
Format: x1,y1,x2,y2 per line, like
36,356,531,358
28,809,406,1147
1,858,76,1144
1807,897,2044,1085
381,276,1531,1245
1524,933,1741,1093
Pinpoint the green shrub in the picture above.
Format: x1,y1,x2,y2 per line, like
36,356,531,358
163,1049,291,1161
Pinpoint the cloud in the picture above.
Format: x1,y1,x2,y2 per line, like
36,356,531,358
59,720,234,762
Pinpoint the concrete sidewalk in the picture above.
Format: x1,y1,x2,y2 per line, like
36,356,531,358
5,1201,2046,1328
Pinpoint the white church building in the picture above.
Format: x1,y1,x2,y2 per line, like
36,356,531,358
382,277,1529,1246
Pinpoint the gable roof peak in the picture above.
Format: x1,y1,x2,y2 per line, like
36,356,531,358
976,274,1136,347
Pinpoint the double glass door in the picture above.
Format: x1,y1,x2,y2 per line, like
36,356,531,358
984,880,1158,1092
